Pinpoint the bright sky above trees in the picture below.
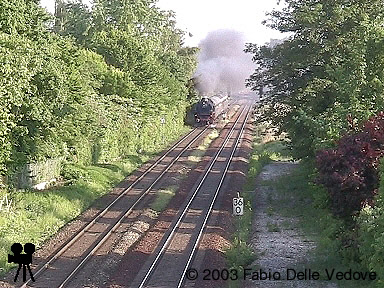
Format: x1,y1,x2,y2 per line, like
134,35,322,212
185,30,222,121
39,0,285,46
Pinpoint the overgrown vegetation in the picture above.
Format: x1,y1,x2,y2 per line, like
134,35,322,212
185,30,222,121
150,185,177,213
317,113,384,220
187,129,219,162
0,0,197,180
246,0,384,284
272,163,373,287
247,0,384,159
312,113,384,286
358,159,384,287
0,0,197,276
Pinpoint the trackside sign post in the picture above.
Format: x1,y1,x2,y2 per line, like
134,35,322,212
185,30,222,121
233,192,243,216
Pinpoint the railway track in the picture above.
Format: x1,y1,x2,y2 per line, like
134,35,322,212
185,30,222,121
20,126,212,288
130,105,251,288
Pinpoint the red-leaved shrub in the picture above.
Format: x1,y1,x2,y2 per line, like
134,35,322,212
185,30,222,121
316,112,384,219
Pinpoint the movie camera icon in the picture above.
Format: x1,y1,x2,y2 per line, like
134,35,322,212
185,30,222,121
8,243,35,282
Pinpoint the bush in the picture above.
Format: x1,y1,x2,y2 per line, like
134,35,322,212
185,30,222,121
316,112,384,220
61,164,89,182
357,158,384,286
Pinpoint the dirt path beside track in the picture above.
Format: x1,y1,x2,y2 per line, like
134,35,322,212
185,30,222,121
245,162,338,288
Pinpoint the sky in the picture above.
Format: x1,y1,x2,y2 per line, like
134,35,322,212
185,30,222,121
39,0,286,46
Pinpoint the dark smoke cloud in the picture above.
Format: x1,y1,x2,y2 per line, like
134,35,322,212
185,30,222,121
194,29,255,95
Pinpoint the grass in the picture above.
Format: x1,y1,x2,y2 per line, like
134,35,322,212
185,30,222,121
257,140,292,161
150,185,177,212
0,126,191,277
267,222,280,232
266,206,274,216
271,163,376,288
0,160,146,276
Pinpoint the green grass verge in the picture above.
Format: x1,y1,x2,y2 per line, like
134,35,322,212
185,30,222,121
0,160,147,276
271,162,377,288
0,126,191,277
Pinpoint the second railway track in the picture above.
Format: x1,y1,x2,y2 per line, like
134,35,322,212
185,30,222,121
130,104,251,288
16,101,249,288
21,125,211,288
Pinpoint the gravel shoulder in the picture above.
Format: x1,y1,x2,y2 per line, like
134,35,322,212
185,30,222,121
245,161,338,288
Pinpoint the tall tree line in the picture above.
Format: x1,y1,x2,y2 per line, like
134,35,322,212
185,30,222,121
246,1,384,279
247,0,384,159
0,0,197,180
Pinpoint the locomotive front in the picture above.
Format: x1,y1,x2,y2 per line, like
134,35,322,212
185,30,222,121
194,94,229,125
194,97,215,125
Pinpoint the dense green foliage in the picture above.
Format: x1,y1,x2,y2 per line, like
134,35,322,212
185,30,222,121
0,0,197,180
246,0,384,159
246,0,384,283
358,158,384,286
0,0,197,276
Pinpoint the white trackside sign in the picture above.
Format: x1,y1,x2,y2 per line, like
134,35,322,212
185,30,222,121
233,197,244,216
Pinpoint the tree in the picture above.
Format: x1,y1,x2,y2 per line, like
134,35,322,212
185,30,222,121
55,0,92,44
0,0,51,39
246,0,384,159
0,0,197,177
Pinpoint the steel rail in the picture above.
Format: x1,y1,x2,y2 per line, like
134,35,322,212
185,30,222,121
177,105,251,288
137,106,247,288
20,127,207,288
55,126,209,288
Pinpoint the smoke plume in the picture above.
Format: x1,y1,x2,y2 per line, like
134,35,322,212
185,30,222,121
194,29,255,95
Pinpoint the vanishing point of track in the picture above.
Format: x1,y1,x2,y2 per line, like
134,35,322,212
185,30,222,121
131,105,251,288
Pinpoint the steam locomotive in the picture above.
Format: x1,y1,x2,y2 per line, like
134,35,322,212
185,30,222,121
194,93,229,125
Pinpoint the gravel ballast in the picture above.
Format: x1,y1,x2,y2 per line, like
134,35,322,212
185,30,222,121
245,162,338,288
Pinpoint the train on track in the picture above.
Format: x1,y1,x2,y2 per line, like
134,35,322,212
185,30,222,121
194,93,229,125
